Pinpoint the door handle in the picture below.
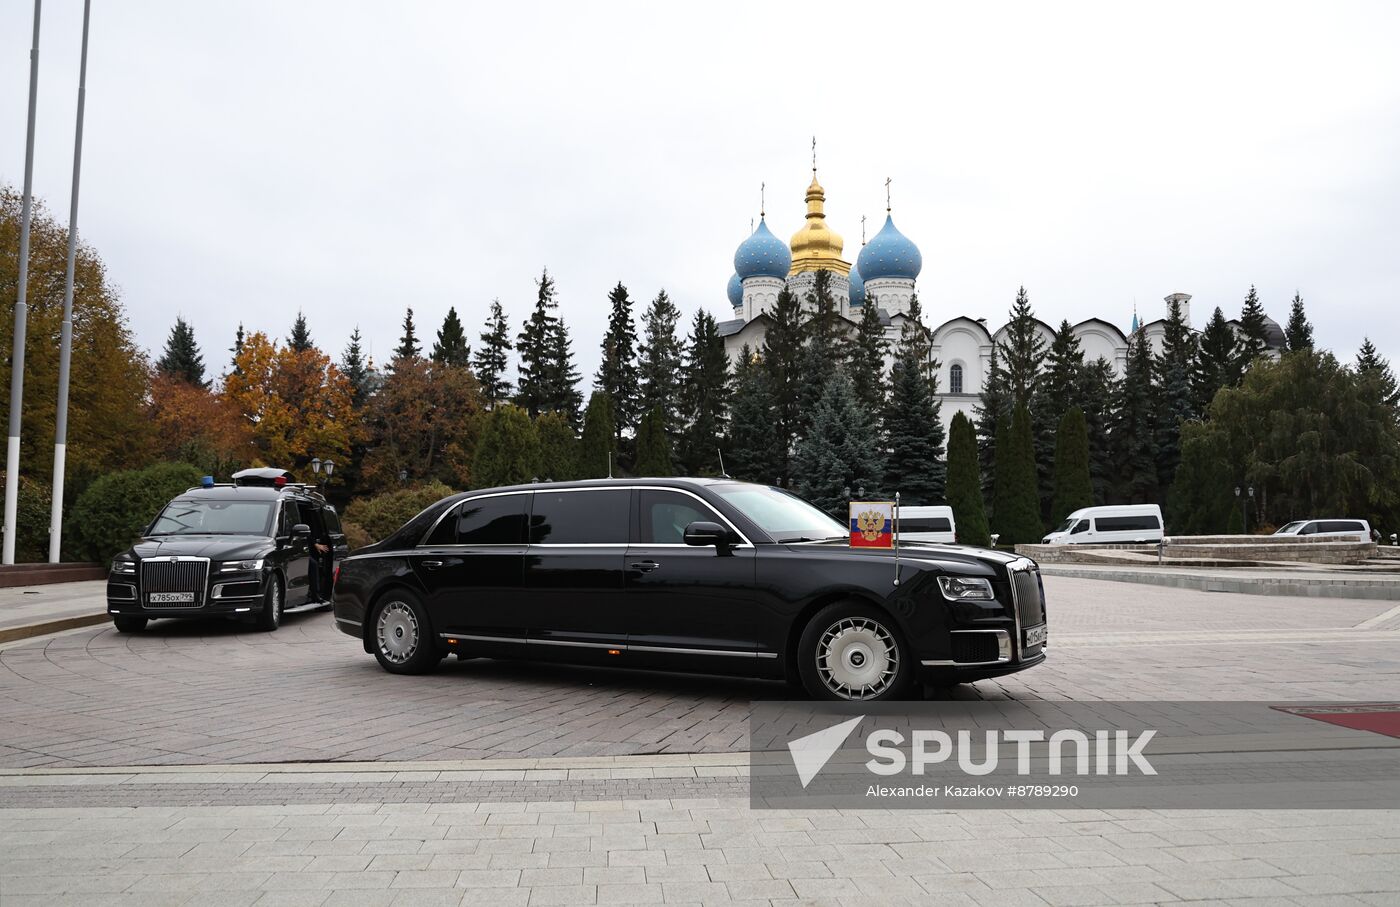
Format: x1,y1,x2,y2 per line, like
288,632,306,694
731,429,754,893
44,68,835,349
420,560,443,569
629,561,660,572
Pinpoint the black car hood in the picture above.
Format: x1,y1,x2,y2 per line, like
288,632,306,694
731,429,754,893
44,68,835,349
127,535,274,562
782,538,1025,575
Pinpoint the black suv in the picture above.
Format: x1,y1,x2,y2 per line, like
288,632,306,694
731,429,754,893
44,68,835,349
333,478,1046,701
106,468,349,633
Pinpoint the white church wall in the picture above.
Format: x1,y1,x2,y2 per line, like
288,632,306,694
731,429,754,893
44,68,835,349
1071,322,1129,376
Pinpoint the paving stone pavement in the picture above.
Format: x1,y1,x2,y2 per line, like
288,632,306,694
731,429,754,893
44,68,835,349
4,576,1400,904
2,577,1399,769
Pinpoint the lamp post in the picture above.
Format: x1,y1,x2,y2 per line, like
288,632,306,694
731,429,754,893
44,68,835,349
310,457,335,490
1234,485,1254,534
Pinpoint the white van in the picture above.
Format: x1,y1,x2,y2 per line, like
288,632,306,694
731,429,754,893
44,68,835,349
897,505,957,544
1273,519,1372,540
1041,504,1164,545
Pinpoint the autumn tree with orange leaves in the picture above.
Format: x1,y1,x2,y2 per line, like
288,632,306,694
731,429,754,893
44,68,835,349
148,372,253,477
359,354,483,493
222,331,355,480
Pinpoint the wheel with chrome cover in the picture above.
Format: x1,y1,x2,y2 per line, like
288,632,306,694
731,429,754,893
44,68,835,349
254,574,283,632
798,602,912,701
371,591,441,675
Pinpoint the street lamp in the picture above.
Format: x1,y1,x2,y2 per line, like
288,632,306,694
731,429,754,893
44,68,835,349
1234,485,1255,534
310,457,335,489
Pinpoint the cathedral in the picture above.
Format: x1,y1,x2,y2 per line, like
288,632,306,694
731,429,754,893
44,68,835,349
716,165,1286,434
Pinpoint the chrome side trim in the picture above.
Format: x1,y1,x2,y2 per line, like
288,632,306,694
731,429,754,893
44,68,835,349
921,629,1012,667
436,632,777,659
211,581,262,601
336,617,363,628
106,582,137,601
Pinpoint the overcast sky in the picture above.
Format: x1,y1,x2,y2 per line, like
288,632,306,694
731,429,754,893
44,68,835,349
3,1,1398,385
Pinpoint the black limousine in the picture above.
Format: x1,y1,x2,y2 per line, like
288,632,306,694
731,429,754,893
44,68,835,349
332,478,1046,701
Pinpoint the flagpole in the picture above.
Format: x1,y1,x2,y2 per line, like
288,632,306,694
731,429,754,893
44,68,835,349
3,0,44,566
49,0,93,563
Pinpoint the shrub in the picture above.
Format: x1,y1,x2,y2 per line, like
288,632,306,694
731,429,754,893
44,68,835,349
0,473,54,563
68,462,204,562
343,482,455,545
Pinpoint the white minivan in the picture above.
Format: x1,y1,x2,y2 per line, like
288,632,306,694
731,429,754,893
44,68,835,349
1042,504,1164,545
1273,519,1372,540
897,506,957,544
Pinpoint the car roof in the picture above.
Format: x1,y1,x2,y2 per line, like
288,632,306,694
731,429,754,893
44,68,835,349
441,476,741,502
172,486,324,503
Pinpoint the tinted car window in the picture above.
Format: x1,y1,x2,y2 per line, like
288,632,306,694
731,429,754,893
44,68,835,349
640,490,722,544
530,490,629,544
1071,520,1089,534
323,508,342,533
902,518,951,533
1095,516,1160,531
424,495,530,546
1321,521,1364,533
149,500,275,536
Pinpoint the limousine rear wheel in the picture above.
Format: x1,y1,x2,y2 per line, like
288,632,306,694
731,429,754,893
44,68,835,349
372,592,440,675
798,602,912,701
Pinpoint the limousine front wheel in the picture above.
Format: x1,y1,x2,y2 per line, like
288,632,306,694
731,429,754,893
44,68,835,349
372,592,441,675
798,602,912,701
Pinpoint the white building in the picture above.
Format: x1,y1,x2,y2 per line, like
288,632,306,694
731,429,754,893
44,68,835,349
717,170,1284,434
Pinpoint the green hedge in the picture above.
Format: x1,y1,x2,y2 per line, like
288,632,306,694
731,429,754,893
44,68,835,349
68,463,204,562
0,473,53,563
343,482,455,546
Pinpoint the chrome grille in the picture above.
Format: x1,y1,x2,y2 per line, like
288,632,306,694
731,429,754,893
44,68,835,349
1012,569,1046,628
140,558,209,609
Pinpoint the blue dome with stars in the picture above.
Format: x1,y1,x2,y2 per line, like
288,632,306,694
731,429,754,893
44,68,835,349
848,264,865,307
727,272,743,308
856,214,922,281
734,218,791,280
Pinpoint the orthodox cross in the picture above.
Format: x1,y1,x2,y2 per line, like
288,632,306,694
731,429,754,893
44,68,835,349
885,177,892,212
861,215,867,245
811,136,817,173
759,181,765,217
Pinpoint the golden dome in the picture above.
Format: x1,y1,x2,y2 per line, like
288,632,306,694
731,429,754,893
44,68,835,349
788,173,851,276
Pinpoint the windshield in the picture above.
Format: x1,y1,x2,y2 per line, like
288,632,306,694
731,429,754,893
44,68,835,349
711,485,846,542
148,500,275,536
1275,521,1304,534
1054,517,1078,533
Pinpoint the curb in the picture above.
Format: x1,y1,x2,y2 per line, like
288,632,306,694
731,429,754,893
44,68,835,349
1040,566,1400,600
0,613,108,644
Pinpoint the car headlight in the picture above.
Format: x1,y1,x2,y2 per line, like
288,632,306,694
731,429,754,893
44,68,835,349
937,575,995,601
219,558,265,573
111,558,136,575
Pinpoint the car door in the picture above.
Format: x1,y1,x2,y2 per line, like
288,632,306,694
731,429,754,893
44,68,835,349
523,488,631,663
281,501,313,606
411,492,530,656
622,488,771,676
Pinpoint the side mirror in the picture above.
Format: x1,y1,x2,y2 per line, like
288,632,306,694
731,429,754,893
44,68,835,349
292,523,311,537
683,521,730,548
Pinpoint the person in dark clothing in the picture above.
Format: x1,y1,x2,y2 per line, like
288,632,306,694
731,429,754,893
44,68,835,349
306,508,334,604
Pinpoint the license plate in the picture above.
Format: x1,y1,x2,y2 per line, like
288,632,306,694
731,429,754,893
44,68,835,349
148,592,195,603
1024,624,1047,647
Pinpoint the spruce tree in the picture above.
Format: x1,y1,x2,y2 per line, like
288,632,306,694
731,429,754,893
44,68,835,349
1284,292,1314,352
534,411,579,482
1079,357,1116,506
517,268,581,419
1050,406,1092,525
760,287,806,485
677,310,731,476
1032,322,1086,517
577,391,618,479
472,405,539,488
1110,332,1159,503
975,346,1011,505
229,323,245,376
287,311,313,353
998,286,1046,408
991,402,1042,545
1236,285,1270,367
394,307,421,361
794,371,885,519
1193,306,1241,412
897,292,936,391
849,296,889,415
340,326,373,406
431,306,471,367
1154,294,1198,494
1167,421,1235,534
634,407,674,476
945,412,990,546
157,316,208,388
594,282,640,443
882,348,945,505
1357,337,1400,408
727,345,784,484
637,289,683,433
804,269,849,369
472,299,513,407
